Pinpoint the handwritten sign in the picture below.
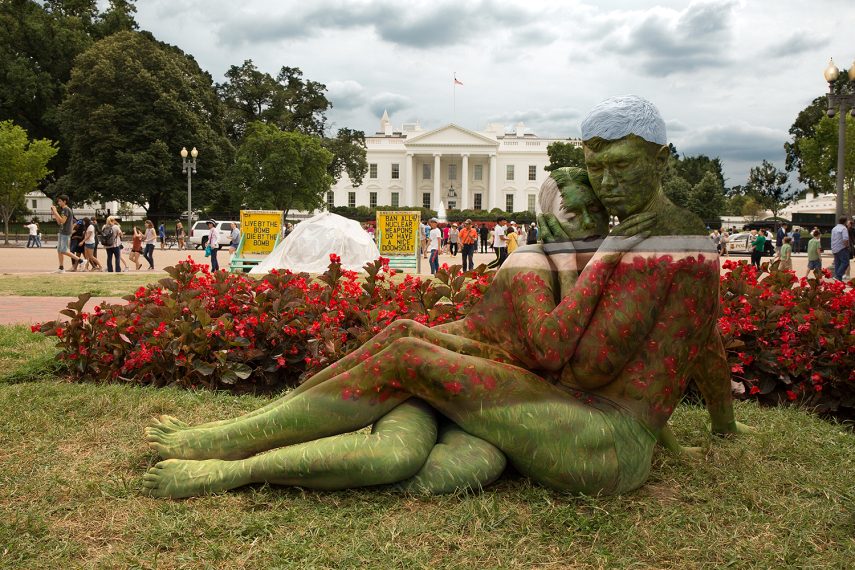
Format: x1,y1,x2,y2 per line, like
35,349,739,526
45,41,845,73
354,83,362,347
377,211,420,256
240,210,283,255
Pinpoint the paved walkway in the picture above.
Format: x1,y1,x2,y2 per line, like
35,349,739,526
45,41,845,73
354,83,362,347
3,296,126,325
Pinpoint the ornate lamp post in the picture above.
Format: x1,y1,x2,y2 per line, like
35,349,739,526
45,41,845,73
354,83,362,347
824,58,855,218
180,147,198,235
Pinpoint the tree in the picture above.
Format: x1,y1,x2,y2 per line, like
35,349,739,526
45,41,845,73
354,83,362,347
0,121,58,243
225,122,333,219
784,73,853,190
59,31,233,221
322,128,368,188
799,113,855,216
544,141,585,171
663,176,691,209
745,160,794,220
741,198,765,222
0,0,137,189
687,171,726,221
725,193,749,216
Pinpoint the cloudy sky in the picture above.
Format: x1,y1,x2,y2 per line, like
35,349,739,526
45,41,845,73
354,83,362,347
136,0,855,188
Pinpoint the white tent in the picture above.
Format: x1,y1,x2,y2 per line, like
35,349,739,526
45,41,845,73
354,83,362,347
250,212,380,274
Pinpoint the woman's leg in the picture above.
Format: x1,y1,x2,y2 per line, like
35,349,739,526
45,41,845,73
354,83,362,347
210,248,219,271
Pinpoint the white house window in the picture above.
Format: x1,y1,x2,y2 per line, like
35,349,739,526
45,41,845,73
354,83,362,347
474,165,483,180
423,193,431,209
527,194,536,212
473,193,482,210
391,192,399,207
506,194,514,213
369,192,377,209
369,163,377,179
423,164,431,179
32,199,38,208
391,164,400,179
528,165,537,181
348,192,356,208
327,191,334,209
506,165,514,181
448,164,457,181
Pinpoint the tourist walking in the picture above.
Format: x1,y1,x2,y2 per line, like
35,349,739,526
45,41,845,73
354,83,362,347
486,217,508,269
427,218,443,274
804,230,823,278
448,224,459,257
103,216,124,272
847,220,855,280
720,231,729,256
159,223,166,250
206,219,220,272
526,222,538,245
479,223,489,253
458,219,477,272
25,221,39,248
81,217,103,271
792,228,801,254
228,222,241,268
749,229,765,270
142,220,156,270
831,216,850,281
505,226,519,254
176,222,186,250
776,223,787,255
775,236,793,271
50,194,82,273
130,227,143,270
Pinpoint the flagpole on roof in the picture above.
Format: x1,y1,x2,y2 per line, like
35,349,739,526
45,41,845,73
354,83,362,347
454,72,456,125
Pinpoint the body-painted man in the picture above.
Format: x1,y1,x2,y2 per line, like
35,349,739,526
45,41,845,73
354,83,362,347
142,96,747,499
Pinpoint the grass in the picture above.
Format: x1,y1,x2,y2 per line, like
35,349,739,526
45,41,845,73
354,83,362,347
0,273,162,297
0,324,61,384
2,327,854,568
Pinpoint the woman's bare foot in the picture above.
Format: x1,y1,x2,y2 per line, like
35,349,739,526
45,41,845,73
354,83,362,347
144,416,250,461
142,458,249,499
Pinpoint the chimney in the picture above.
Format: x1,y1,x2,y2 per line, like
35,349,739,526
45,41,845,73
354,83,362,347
516,122,525,138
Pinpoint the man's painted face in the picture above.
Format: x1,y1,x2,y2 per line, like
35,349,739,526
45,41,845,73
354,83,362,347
584,137,666,220
560,183,609,239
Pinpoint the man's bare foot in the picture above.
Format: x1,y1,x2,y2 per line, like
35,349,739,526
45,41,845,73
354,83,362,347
144,417,250,461
142,458,249,499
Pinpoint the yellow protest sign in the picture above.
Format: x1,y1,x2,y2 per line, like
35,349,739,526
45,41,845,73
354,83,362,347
377,211,420,256
240,210,282,255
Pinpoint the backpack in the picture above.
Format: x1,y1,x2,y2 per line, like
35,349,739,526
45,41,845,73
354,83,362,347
100,224,115,247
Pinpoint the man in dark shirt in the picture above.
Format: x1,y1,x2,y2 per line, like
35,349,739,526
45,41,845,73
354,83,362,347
792,228,801,254
776,223,787,255
478,223,489,253
50,194,81,273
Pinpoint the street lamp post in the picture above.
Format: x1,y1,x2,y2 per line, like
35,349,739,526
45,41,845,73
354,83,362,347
181,147,198,238
823,58,855,219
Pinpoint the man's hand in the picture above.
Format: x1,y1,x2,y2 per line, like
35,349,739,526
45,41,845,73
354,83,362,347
538,213,574,243
609,211,657,238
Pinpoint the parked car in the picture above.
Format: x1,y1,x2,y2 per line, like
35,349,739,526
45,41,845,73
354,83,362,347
725,232,774,256
190,220,239,249
180,211,200,221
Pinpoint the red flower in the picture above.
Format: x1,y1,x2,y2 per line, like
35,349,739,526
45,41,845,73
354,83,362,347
749,386,761,394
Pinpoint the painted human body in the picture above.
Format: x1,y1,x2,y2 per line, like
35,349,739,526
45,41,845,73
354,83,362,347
143,96,748,499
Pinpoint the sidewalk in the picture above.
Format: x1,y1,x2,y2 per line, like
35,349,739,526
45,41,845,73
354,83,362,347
2,296,126,325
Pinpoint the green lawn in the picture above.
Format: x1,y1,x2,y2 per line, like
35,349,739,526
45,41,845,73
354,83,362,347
0,273,161,297
2,326,854,569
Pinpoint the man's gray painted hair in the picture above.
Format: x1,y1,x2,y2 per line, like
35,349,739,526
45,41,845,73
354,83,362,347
580,95,667,146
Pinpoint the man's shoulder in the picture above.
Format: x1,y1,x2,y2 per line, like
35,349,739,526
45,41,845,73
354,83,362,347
654,202,707,236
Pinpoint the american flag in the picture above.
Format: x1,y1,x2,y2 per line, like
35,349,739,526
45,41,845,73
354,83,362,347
454,78,464,85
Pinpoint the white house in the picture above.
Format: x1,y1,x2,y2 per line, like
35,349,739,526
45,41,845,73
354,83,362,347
328,111,576,214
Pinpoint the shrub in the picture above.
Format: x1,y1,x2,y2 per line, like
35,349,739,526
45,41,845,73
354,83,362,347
718,259,855,413
34,256,493,392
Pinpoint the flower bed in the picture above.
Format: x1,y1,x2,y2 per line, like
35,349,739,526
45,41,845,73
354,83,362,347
34,256,492,392
719,259,855,413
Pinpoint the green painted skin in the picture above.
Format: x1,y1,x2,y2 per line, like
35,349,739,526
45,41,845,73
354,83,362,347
143,135,749,499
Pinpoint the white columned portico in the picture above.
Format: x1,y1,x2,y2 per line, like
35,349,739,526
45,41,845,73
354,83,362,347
433,153,442,211
461,154,469,210
405,153,414,207
489,154,497,211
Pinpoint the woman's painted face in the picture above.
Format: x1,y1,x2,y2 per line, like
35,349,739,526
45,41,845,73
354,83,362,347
559,181,610,239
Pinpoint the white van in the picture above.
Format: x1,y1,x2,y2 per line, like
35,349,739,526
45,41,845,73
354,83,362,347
190,220,240,249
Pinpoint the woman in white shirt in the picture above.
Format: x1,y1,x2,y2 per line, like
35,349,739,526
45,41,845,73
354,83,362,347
82,218,103,271
142,220,156,270
206,220,220,272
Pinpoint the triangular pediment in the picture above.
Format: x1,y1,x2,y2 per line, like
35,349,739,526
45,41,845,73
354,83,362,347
405,124,499,148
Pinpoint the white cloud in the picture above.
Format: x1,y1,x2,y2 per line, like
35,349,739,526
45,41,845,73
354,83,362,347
327,80,367,111
369,93,412,118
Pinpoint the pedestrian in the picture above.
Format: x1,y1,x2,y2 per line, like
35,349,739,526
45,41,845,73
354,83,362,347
104,216,124,272
69,220,85,268
142,220,156,270
458,219,477,272
749,229,765,270
479,223,489,253
792,228,801,254
831,216,850,281
776,223,787,255
421,221,430,259
427,218,443,274
50,194,82,273
442,223,450,249
486,216,508,269
526,222,538,245
130,227,143,270
206,219,220,272
159,223,166,250
505,225,519,254
283,223,294,238
35,230,42,248
228,222,241,268
720,231,730,257
804,229,823,279
25,220,39,248
81,217,103,271
448,223,459,257
775,236,793,272
176,222,186,251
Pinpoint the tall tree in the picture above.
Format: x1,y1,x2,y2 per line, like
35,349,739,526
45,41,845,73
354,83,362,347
544,141,585,171
225,122,333,219
59,31,233,220
687,171,726,221
745,160,794,220
322,128,368,188
663,176,691,209
741,198,765,222
0,0,137,189
0,121,58,243
784,73,853,190
799,113,855,216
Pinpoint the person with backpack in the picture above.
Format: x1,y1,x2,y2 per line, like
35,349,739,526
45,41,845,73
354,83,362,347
526,222,538,245
103,216,123,272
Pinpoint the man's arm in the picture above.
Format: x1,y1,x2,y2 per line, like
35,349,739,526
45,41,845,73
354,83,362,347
51,206,66,226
